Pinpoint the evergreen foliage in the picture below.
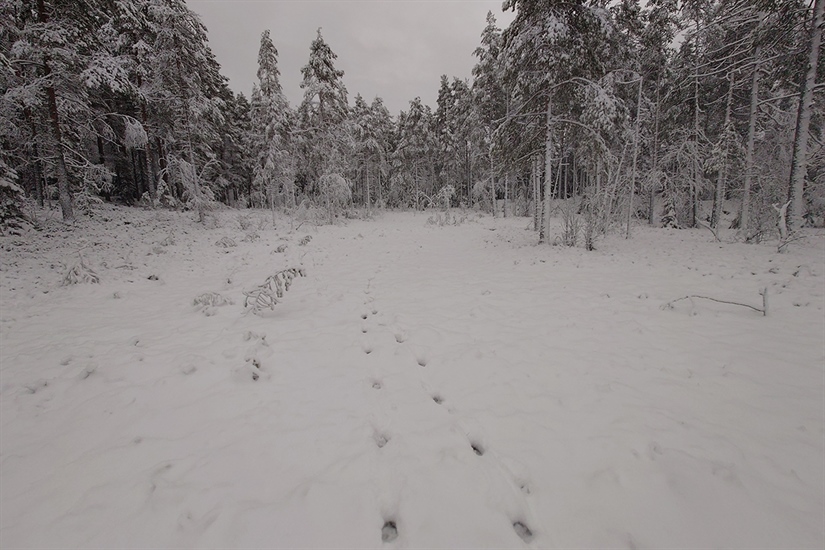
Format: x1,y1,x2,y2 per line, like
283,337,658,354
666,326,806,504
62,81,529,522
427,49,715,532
0,0,819,244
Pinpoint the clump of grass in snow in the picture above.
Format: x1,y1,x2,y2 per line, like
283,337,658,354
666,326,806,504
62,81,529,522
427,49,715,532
243,267,306,313
62,254,99,285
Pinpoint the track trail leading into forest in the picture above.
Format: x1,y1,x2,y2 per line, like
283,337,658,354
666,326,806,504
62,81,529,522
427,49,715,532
1,207,823,548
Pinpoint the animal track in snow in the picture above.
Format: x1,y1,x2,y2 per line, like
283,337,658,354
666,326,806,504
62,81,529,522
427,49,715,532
373,431,390,448
432,394,444,405
363,344,373,355
393,331,407,343
381,520,398,542
247,358,262,381
416,356,428,367
513,521,533,542
372,380,382,390
470,441,485,456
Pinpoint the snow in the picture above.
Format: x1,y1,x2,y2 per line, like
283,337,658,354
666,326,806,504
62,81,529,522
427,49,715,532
1,206,823,548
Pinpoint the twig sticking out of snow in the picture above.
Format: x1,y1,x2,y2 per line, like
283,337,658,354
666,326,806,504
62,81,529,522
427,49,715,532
662,287,769,316
697,220,721,243
243,268,306,313
777,231,807,254
62,254,99,285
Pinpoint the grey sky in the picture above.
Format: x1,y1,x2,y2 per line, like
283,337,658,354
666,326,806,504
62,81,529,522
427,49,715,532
187,0,514,115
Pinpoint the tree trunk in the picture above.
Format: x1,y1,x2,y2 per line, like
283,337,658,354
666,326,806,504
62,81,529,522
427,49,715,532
366,162,371,212
648,81,661,225
533,153,540,231
741,46,761,236
32,140,44,207
414,163,419,211
540,97,553,243
504,170,509,217
787,0,824,231
141,100,157,202
489,142,496,217
37,0,73,221
692,16,701,228
626,76,643,239
712,71,734,229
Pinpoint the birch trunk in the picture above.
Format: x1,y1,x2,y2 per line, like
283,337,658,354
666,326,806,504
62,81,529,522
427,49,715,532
539,97,553,243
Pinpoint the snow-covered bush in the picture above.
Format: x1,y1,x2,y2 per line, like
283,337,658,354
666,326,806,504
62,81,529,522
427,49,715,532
291,198,328,226
472,178,493,208
193,292,233,316
62,255,100,285
319,173,351,205
0,159,28,235
166,156,217,223
580,193,601,251
75,163,114,217
435,185,455,209
557,199,580,247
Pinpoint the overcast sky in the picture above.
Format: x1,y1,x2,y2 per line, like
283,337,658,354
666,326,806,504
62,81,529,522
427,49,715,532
186,0,515,115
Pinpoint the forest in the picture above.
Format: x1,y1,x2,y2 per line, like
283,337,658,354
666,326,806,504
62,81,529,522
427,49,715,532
2,2,824,547
1,0,823,243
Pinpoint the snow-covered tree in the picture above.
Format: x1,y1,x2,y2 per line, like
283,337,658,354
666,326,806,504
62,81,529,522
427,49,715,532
250,30,294,208
297,28,352,196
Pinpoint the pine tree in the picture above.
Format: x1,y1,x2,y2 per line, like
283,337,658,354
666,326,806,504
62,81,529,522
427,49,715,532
297,29,352,196
250,30,293,208
503,0,614,241
472,11,506,214
787,0,824,230
394,98,436,209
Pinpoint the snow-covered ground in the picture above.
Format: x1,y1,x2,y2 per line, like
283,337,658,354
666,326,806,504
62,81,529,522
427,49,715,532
1,206,823,549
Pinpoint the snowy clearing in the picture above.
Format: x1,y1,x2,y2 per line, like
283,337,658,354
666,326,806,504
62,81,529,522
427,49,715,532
1,207,823,548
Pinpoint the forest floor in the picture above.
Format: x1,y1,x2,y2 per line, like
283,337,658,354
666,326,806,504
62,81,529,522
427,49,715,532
1,205,823,549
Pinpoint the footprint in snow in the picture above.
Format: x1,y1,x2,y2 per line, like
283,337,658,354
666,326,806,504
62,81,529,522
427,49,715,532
362,343,374,355
373,431,390,448
372,380,382,390
381,520,398,542
470,441,485,456
513,521,533,542
432,394,444,405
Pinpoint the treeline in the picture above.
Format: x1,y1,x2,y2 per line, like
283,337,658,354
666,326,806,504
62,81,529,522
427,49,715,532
1,0,822,241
